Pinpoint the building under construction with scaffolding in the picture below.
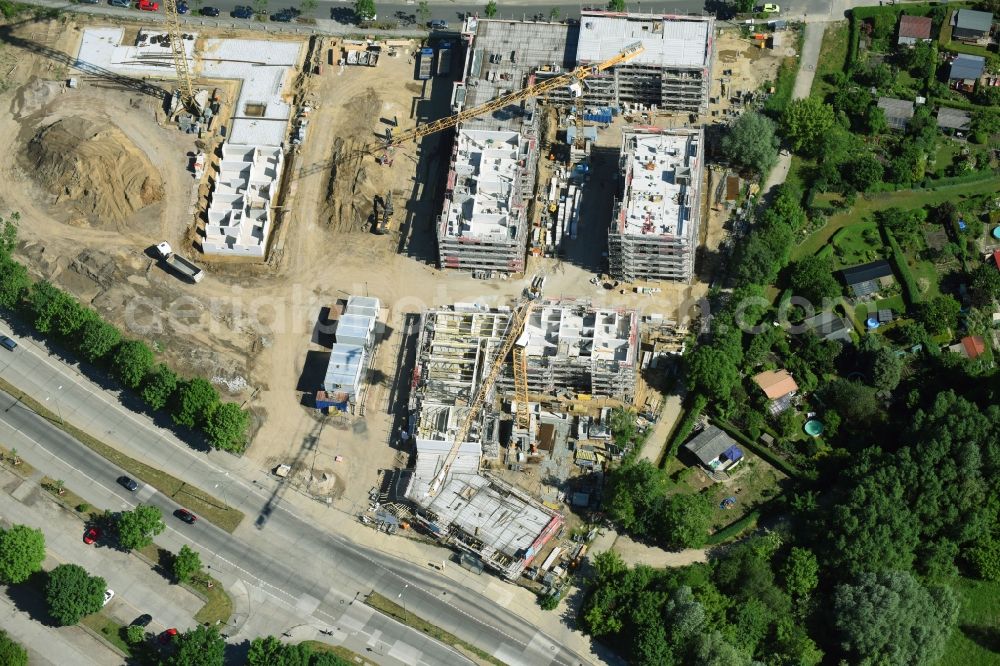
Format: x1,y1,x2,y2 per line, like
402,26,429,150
609,127,704,282
403,299,639,577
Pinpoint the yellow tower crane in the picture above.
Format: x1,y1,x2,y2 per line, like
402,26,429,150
163,0,196,111
376,40,645,153
427,277,545,497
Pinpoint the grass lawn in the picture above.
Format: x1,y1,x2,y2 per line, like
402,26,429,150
940,576,1000,666
791,178,1000,261
0,443,36,478
704,456,785,531
189,571,233,625
366,592,505,666
80,612,131,657
300,641,371,665
0,376,243,533
811,21,849,101
827,221,883,268
910,258,944,300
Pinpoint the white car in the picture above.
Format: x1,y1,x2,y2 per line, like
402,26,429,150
103,589,115,606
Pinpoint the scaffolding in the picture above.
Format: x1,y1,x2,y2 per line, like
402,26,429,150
609,127,704,283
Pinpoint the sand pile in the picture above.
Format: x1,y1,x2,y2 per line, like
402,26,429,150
24,117,164,224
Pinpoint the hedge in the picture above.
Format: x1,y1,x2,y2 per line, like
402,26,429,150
881,226,923,306
660,393,708,468
706,510,762,546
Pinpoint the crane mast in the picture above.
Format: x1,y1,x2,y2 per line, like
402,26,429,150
163,0,196,110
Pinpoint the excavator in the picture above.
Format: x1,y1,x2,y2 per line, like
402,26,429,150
371,192,393,235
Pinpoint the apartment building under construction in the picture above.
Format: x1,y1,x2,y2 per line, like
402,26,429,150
609,127,704,282
407,300,639,449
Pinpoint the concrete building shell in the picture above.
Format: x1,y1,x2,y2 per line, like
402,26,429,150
609,127,704,282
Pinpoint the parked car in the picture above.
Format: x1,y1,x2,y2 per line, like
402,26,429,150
177,1,188,13
78,0,100,4
428,19,447,29
84,527,101,545
232,4,253,18
158,628,178,644
137,0,158,10
0,335,16,351
760,3,780,11
117,475,139,491
109,0,131,7
271,8,298,21
200,5,220,15
103,589,115,606
131,614,153,628
174,508,197,524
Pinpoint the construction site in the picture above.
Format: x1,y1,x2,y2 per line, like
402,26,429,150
0,4,797,588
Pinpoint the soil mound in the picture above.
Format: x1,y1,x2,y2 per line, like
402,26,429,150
24,117,164,224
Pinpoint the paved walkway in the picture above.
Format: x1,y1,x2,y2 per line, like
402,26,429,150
763,20,828,196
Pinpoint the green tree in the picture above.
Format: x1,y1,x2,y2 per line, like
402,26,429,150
605,460,669,536
970,263,1000,305
865,105,888,135
311,653,351,666
821,379,879,428
141,364,179,411
126,624,146,644
833,571,958,666
484,0,497,17
608,407,636,448
606,0,625,10
248,636,285,665
416,0,429,24
78,316,121,363
720,111,779,176
870,346,902,392
968,536,1000,581
915,295,960,336
734,0,754,12
659,492,712,550
300,0,316,11
0,525,46,584
52,297,88,338
204,402,250,451
173,545,202,583
0,630,27,666
116,504,165,551
539,591,560,609
549,6,560,19
692,631,754,665
173,377,220,428
0,256,30,309
112,340,154,389
788,255,841,304
45,563,106,626
25,281,66,334
686,346,741,403
781,98,836,156
843,152,884,193
166,625,226,666
782,547,818,602
353,0,375,21
0,213,19,258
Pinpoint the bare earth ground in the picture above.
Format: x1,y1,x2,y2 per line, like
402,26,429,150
0,16,767,514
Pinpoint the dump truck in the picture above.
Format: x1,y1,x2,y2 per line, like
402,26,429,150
155,242,204,283
417,47,434,80
436,45,451,77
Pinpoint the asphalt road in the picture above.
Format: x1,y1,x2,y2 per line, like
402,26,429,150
0,380,589,666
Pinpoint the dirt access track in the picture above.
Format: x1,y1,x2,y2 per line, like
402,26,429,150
0,15,715,513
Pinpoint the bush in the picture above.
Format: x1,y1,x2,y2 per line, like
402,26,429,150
125,624,146,644
76,503,90,513
881,227,922,305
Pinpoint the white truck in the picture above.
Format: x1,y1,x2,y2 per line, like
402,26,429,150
155,242,204,283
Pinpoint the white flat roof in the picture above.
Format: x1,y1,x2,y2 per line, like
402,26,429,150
76,27,197,78
204,144,283,256
200,39,302,147
444,129,526,240
577,12,712,69
619,129,701,238
324,344,365,395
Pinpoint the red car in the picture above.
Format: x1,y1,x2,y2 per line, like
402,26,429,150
138,0,159,10
174,509,197,524
158,628,178,644
84,527,100,545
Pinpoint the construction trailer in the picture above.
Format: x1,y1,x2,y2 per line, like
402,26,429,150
321,295,381,411
608,127,704,283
